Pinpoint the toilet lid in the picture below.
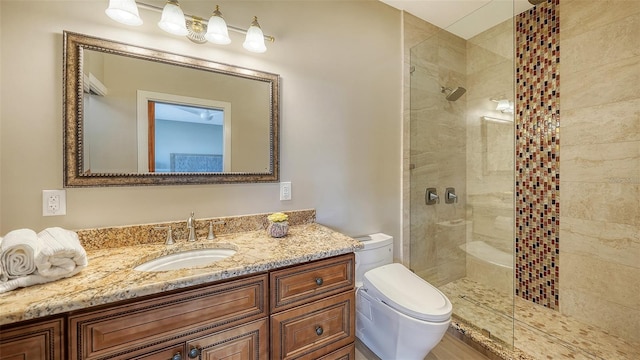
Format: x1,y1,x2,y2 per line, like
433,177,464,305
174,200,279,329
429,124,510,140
362,263,452,322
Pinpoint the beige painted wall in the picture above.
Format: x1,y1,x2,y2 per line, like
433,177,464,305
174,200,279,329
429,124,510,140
559,0,640,342
0,1,402,253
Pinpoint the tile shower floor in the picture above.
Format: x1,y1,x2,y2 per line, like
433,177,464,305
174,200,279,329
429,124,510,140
440,278,640,359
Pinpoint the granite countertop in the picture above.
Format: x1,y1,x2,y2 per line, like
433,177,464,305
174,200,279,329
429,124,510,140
0,222,362,326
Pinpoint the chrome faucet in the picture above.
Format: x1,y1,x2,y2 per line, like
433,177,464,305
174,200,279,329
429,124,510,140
187,212,196,241
153,226,174,245
207,220,226,240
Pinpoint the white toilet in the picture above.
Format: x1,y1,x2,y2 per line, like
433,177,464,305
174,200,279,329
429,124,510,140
355,233,452,360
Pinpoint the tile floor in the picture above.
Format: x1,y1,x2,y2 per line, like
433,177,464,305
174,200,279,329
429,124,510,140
440,278,640,359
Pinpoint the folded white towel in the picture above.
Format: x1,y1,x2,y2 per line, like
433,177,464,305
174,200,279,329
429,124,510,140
35,227,88,278
0,229,39,279
0,269,82,294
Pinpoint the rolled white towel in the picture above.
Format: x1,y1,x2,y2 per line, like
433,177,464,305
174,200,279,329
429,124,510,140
0,229,39,279
35,227,88,278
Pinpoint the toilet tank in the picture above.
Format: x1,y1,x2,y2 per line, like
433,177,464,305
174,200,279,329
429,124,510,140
354,233,393,284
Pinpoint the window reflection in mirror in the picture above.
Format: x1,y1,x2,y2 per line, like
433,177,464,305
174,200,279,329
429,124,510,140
150,102,228,173
135,91,232,173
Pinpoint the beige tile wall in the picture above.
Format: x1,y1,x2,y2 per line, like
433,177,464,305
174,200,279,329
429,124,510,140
464,19,515,295
559,0,640,343
467,20,514,252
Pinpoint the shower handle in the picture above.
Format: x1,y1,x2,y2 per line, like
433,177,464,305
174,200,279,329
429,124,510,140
426,188,439,205
445,187,458,204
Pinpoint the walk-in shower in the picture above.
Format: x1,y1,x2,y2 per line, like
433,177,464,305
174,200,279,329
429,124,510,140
408,0,639,358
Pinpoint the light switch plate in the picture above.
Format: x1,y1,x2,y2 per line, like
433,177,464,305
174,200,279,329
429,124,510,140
280,182,292,201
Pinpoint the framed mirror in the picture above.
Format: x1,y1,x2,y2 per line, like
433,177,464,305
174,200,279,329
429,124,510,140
63,31,280,187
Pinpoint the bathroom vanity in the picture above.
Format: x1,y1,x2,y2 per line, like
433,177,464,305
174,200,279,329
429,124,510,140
0,219,360,360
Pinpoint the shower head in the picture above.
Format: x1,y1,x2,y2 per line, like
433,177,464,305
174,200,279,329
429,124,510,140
441,86,467,101
528,0,546,5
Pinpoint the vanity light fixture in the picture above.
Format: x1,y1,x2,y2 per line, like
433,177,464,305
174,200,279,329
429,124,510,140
105,0,274,53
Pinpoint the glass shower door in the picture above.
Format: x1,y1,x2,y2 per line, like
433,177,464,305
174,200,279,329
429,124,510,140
409,1,516,349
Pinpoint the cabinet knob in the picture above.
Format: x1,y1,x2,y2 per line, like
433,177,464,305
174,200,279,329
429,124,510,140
188,347,200,358
315,277,323,286
171,353,182,360
315,326,324,336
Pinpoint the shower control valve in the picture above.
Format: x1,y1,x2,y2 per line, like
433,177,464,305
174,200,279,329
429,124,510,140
426,188,439,205
445,187,458,204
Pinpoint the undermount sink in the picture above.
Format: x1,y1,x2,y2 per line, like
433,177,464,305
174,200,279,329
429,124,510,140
134,248,236,272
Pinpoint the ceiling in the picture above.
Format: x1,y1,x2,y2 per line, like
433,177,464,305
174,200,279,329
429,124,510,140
379,0,535,39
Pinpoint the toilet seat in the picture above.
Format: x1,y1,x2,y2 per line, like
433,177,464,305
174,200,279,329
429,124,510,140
362,263,452,322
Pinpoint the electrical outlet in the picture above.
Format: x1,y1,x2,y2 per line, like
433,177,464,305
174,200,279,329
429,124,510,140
280,182,292,201
43,190,67,216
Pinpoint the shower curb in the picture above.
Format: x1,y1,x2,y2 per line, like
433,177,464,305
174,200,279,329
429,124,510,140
448,316,534,360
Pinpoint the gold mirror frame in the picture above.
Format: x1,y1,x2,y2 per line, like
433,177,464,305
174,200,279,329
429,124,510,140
63,31,280,187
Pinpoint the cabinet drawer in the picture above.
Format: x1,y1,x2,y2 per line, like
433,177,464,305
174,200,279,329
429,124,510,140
129,344,183,360
270,291,355,360
0,317,64,360
316,344,355,360
270,253,354,312
187,318,268,360
69,274,268,360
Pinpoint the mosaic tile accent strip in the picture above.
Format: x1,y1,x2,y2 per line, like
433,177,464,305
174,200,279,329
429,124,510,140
515,0,560,309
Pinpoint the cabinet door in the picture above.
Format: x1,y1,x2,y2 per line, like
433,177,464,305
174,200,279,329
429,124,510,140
271,292,355,360
186,319,268,360
0,317,64,360
270,254,354,313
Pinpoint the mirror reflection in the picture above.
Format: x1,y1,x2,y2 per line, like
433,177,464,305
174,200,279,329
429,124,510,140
64,32,280,187
147,102,228,173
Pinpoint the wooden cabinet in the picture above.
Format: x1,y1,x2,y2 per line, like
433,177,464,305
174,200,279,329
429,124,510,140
68,274,268,360
270,253,355,360
2,253,355,360
0,317,65,360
